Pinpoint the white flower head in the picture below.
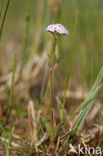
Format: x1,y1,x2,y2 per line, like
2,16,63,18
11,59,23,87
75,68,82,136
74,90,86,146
46,24,69,36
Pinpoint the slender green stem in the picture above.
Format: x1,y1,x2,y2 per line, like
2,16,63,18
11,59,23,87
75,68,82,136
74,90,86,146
51,36,57,64
3,52,16,126
19,0,30,79
50,66,54,142
49,35,57,143
0,0,11,39
8,52,16,111
61,69,71,123
60,10,78,123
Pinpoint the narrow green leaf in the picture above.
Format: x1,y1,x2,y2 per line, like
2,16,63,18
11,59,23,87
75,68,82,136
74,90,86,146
69,66,103,141
61,10,78,123
0,0,11,39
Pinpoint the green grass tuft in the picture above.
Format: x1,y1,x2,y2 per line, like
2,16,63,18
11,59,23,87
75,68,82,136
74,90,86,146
68,66,103,141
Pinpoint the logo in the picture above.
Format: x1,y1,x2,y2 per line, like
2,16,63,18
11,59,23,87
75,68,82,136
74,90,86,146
68,144,103,155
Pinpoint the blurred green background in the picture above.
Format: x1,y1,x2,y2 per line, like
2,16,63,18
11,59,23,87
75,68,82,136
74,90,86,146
0,0,103,89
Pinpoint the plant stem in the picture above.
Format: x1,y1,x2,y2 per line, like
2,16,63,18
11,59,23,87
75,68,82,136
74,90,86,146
50,66,53,142
51,36,57,64
49,35,57,143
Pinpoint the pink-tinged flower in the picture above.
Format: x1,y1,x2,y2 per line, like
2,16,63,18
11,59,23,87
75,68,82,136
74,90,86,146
46,24,69,35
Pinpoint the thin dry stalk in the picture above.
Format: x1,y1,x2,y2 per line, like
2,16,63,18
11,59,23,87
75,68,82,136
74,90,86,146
27,98,37,142
36,132,48,148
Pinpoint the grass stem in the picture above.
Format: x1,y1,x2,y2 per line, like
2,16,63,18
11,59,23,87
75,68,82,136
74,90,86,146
3,52,16,126
0,0,11,39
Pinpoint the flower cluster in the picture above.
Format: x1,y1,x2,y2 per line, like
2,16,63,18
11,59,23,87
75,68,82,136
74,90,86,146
46,24,69,35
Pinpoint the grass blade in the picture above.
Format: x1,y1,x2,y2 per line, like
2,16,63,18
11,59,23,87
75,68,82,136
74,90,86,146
61,10,78,123
8,52,16,114
69,66,103,141
3,52,16,126
19,0,30,79
0,0,4,21
0,0,11,39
